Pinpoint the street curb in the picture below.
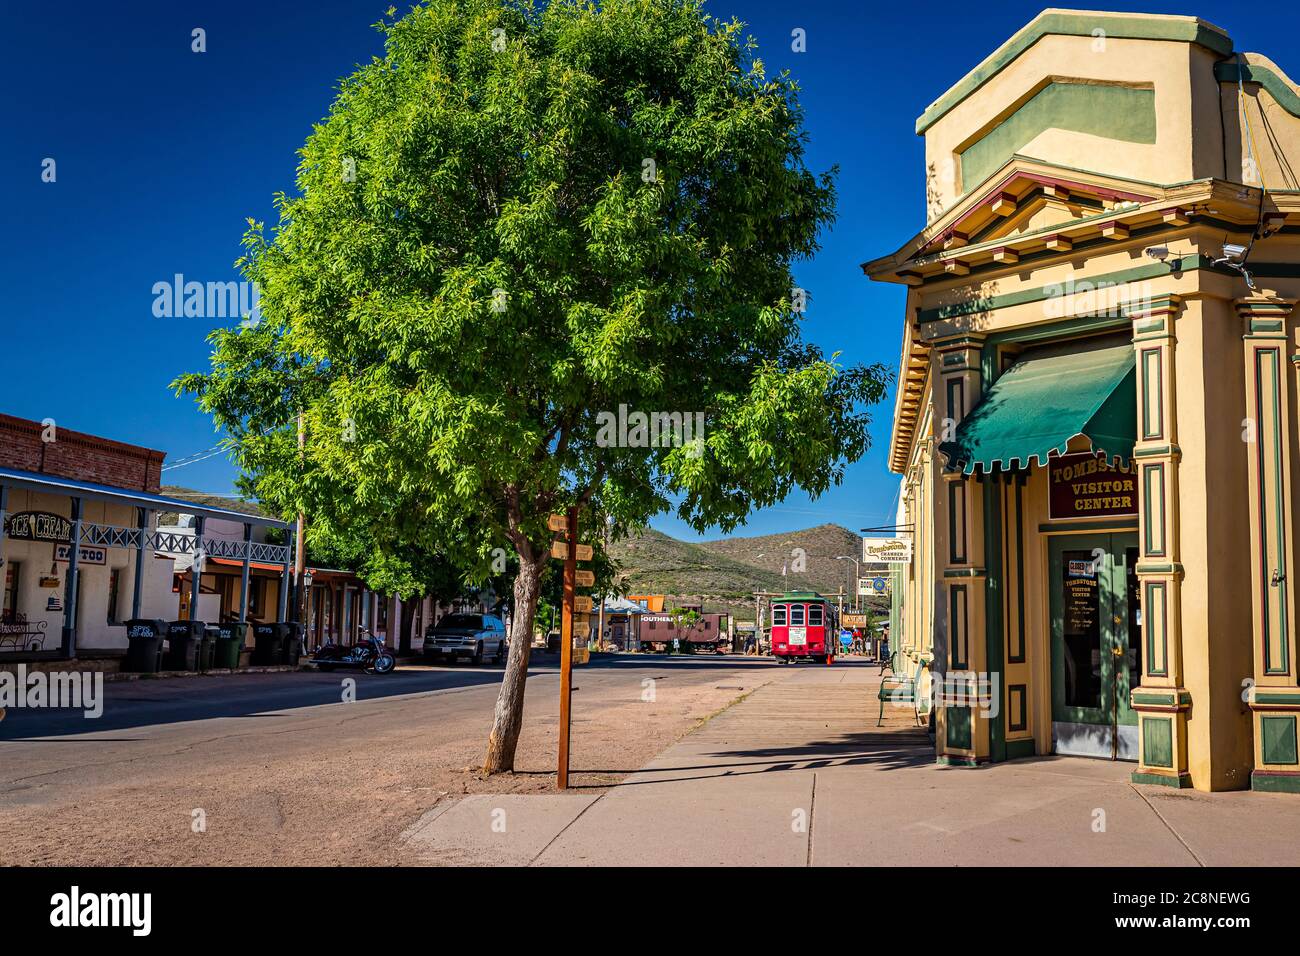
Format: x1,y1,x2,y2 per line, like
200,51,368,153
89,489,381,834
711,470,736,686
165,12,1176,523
106,665,313,682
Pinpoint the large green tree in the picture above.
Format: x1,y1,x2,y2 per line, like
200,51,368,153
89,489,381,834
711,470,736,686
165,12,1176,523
176,0,887,773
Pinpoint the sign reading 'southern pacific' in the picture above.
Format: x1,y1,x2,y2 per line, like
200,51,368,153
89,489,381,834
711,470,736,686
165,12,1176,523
1049,454,1137,519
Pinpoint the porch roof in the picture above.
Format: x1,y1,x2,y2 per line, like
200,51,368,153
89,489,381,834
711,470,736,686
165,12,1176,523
0,466,289,529
937,344,1136,474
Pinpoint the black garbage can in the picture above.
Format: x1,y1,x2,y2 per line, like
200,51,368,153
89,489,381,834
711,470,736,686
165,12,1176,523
197,626,218,672
124,619,167,673
164,620,204,670
280,623,304,666
252,623,283,666
213,622,247,669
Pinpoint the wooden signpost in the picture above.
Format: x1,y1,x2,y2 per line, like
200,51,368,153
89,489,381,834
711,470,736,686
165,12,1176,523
549,509,595,790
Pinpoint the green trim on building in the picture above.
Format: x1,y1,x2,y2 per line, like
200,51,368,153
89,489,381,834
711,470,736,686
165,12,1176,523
937,753,981,768
960,83,1156,188
984,479,1006,763
1005,737,1035,760
1253,691,1300,704
1251,771,1300,793
1039,518,1139,533
1216,60,1300,120
946,705,972,750
1262,715,1299,766
1142,716,1174,768
916,12,1232,135
1132,770,1193,788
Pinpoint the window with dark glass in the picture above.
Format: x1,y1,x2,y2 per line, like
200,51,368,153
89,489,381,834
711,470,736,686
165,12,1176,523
1062,550,1102,709
106,568,122,625
809,604,823,626
791,604,805,626
2,562,19,623
772,605,787,625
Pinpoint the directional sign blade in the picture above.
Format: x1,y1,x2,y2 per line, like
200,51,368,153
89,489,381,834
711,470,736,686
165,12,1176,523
550,540,594,561
573,596,593,613
548,514,568,532
574,569,595,587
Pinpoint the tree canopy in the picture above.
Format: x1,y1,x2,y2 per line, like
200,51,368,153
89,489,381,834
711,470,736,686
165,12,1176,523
176,0,888,772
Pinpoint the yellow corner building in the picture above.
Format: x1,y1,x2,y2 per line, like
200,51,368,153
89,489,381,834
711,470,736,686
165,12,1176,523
867,9,1300,791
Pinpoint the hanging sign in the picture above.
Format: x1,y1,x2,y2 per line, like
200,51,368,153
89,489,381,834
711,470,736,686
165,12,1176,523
1049,453,1137,519
55,544,108,566
3,512,72,543
862,537,912,564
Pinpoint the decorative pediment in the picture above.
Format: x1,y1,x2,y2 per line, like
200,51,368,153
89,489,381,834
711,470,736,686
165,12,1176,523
915,167,1154,258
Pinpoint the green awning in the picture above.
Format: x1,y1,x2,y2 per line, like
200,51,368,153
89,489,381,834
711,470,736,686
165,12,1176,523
938,344,1136,475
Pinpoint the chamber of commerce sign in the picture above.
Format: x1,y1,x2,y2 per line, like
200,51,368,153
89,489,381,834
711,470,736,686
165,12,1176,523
2,511,73,544
862,536,912,564
1049,453,1137,519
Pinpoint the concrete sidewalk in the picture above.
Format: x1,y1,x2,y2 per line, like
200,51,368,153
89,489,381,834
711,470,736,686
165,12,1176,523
403,663,1300,866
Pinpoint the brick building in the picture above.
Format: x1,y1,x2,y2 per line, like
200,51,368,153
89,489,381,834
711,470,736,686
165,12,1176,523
0,413,290,661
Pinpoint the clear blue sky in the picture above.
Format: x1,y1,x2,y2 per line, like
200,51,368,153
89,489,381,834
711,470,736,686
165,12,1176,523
4,1,1296,540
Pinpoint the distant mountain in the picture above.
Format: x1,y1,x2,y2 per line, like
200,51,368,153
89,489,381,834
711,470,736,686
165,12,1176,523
609,522,887,617
697,523,865,597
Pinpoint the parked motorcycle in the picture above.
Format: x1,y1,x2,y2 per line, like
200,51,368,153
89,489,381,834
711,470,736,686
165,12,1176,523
310,628,397,675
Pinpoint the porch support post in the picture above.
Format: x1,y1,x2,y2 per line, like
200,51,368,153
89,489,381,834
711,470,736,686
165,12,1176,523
130,507,150,619
929,332,989,767
190,516,206,624
277,531,291,621
239,523,253,623
62,496,83,658
1127,294,1192,788
0,483,8,592
1239,297,1300,792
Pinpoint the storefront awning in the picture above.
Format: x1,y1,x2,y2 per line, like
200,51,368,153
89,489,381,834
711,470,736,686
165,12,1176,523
938,344,1136,474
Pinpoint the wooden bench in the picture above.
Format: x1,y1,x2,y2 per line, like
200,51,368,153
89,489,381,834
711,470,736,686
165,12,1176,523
877,655,927,727
0,613,49,654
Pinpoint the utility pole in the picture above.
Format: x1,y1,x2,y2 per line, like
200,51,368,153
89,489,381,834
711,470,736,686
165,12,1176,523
294,411,307,624
557,507,577,790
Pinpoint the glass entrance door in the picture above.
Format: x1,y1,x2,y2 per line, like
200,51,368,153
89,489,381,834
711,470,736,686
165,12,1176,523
1049,533,1139,760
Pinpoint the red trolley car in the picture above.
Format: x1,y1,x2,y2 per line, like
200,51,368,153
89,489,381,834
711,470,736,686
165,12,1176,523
769,590,839,665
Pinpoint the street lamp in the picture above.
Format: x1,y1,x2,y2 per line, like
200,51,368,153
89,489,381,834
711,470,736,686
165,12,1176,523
835,555,861,613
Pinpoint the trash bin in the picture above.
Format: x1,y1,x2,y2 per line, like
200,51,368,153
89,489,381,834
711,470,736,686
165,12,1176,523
280,622,304,666
123,619,167,673
197,626,218,672
252,623,283,666
546,630,562,653
212,622,247,669
164,620,204,670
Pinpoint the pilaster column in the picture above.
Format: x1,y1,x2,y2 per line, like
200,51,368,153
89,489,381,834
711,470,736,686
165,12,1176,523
931,333,991,766
1127,294,1192,787
1239,297,1300,792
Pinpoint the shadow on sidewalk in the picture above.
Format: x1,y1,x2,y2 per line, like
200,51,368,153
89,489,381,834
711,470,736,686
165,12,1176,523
554,729,935,789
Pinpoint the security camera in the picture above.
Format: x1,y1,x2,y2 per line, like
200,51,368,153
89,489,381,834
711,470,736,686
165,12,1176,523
1144,246,1170,261
1212,241,1257,290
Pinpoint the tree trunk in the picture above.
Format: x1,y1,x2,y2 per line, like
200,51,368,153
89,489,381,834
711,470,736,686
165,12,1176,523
482,554,544,773
398,598,416,655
